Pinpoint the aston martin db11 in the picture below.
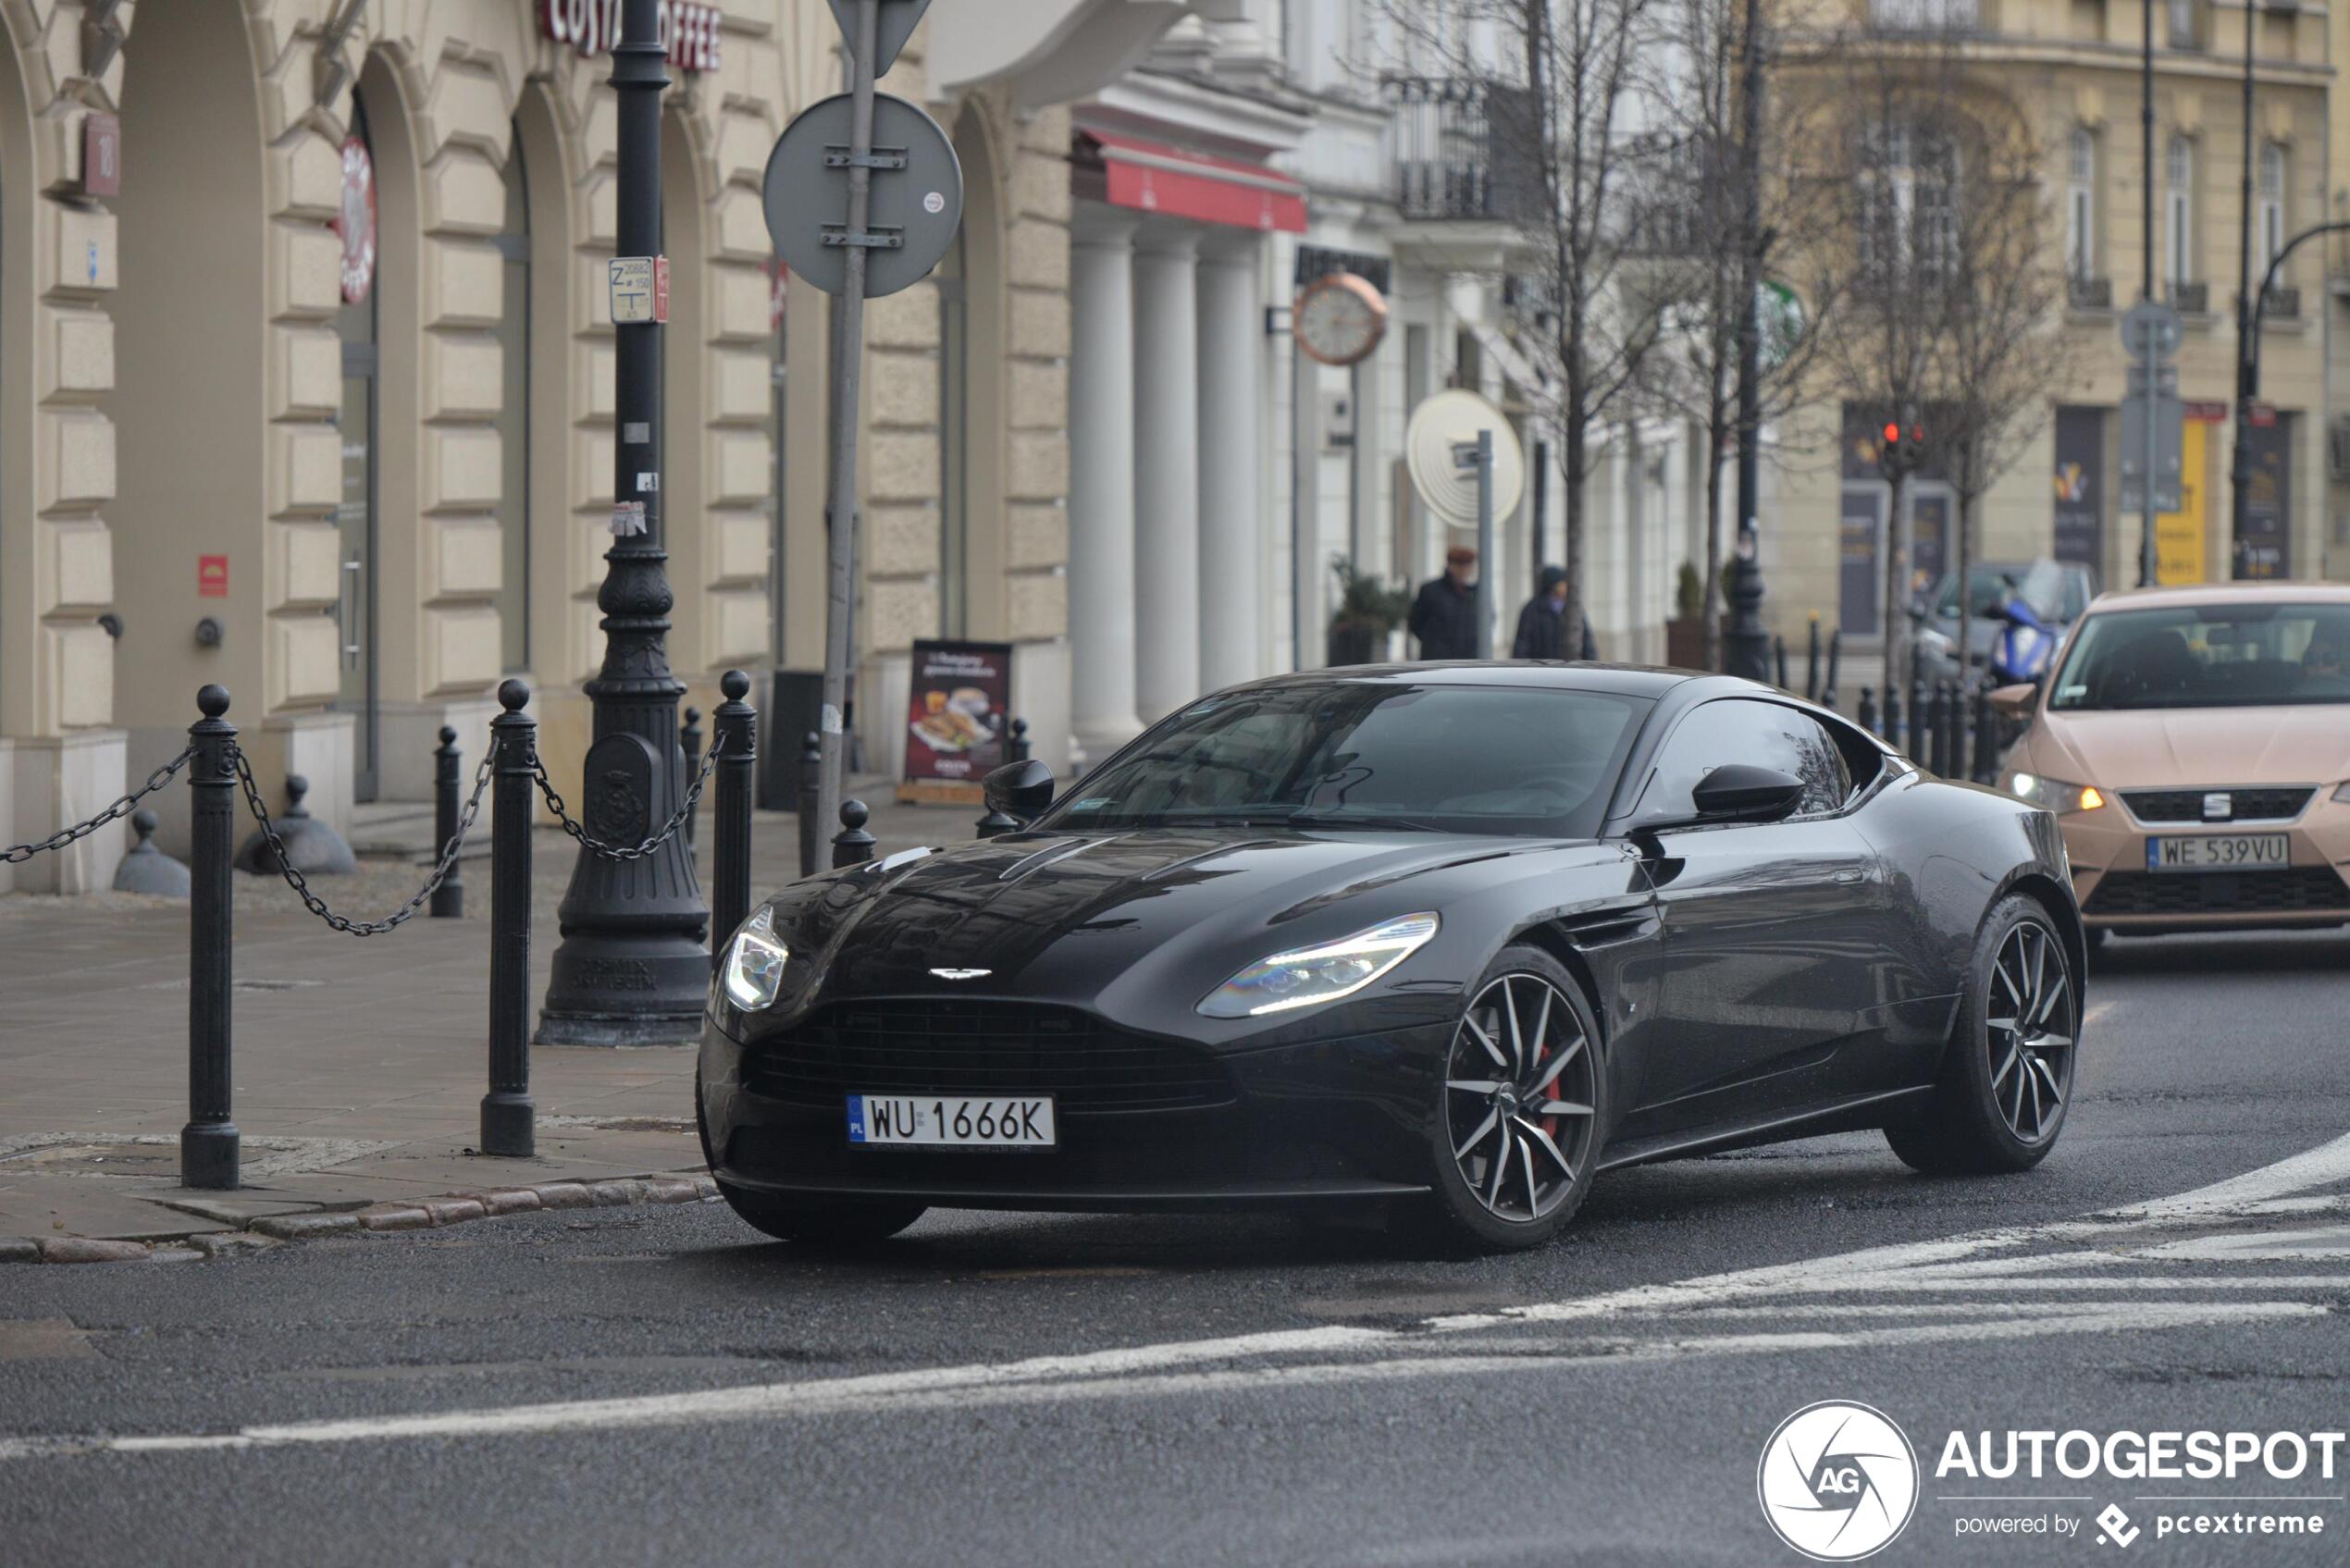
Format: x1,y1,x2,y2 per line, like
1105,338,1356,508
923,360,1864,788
699,664,2085,1253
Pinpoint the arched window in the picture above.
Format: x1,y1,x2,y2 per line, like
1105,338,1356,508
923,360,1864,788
2257,142,2287,279
2065,128,2096,279
2164,134,2194,289
494,122,530,673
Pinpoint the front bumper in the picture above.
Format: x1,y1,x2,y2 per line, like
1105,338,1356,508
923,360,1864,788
2059,789,2350,932
699,1010,1448,1212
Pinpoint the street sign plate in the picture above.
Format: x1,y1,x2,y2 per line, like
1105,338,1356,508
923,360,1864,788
2120,301,2183,363
2119,390,2185,513
763,93,963,300
826,0,932,79
610,256,661,325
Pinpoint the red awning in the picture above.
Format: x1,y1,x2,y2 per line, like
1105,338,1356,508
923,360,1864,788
1078,130,1306,234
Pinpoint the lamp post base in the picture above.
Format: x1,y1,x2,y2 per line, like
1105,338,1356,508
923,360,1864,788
535,931,710,1046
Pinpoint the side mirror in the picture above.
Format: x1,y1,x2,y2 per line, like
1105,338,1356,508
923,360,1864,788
1689,763,1806,823
982,758,1056,824
1989,682,2039,721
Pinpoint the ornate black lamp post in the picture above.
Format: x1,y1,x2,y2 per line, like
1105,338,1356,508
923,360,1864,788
537,0,709,1046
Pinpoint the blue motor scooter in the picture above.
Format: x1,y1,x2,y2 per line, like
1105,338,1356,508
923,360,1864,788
1989,591,2058,685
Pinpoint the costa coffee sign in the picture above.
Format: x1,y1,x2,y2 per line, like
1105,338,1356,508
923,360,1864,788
538,0,723,71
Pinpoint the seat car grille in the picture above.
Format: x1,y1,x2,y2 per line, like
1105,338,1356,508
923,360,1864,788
741,1000,1235,1113
2084,866,2350,917
2121,786,2313,823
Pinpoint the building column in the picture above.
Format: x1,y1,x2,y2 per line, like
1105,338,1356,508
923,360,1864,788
1195,242,1261,691
1132,228,1203,722
1068,213,1144,765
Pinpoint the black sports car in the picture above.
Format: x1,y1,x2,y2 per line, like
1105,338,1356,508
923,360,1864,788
699,664,2084,1253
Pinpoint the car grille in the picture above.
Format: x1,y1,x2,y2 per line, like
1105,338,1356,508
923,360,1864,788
2084,866,2350,917
2121,786,2314,823
741,1000,1235,1114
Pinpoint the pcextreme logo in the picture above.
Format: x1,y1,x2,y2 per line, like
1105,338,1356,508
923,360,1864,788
1758,1401,1921,1561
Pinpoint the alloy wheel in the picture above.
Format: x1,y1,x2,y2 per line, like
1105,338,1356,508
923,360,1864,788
1443,974,1597,1223
1986,920,2073,1143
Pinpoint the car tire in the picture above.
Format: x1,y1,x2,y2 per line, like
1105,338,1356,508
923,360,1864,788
1885,894,2078,1176
1402,945,1608,1256
697,1068,928,1244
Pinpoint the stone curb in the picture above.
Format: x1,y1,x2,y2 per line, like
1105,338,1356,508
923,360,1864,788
6,1171,721,1265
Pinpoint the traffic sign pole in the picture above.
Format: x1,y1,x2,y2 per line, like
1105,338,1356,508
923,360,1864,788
815,0,881,846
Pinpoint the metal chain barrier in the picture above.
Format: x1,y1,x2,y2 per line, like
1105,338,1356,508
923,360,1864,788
529,734,724,861
229,743,494,935
2,748,196,864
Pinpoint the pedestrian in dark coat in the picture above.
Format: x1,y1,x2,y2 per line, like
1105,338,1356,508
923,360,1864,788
1408,546,1481,661
1512,565,1599,661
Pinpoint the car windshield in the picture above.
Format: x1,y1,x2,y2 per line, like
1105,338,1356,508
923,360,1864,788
2047,602,2350,710
1035,683,1651,838
1936,562,2083,622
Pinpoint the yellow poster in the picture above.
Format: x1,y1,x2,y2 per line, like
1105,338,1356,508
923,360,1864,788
2155,418,2208,585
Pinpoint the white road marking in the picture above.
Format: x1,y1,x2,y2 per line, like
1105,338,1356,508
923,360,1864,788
0,1303,2321,1463
6,1133,2347,1462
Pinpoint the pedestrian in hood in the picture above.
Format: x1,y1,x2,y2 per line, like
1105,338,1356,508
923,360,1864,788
1408,546,1481,661
1512,565,1598,661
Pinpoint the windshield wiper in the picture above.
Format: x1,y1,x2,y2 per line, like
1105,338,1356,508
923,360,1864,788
1272,811,1440,833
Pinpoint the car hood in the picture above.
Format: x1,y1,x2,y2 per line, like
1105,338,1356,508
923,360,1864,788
2032,706,2350,789
752,827,1640,1041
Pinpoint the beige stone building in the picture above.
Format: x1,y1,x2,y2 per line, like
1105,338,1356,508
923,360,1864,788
1760,0,2334,661
0,0,1190,893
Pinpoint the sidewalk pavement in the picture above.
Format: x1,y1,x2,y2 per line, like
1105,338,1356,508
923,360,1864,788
0,781,980,1259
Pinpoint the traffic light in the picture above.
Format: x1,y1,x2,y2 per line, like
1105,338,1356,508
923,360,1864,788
1876,420,1926,480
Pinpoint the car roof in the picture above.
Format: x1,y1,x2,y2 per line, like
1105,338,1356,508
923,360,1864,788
1229,661,1720,700
2081,581,2350,613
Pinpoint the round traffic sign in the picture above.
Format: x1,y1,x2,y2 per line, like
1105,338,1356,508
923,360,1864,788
2120,300,2181,362
763,93,963,300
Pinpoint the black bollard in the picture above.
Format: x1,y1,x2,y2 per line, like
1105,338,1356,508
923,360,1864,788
832,798,875,869
1923,685,1946,774
1773,636,1787,691
482,680,536,1159
1973,682,1998,784
431,725,464,918
1856,685,1878,735
1943,683,1966,783
1804,619,1822,702
1009,717,1032,764
797,730,822,879
182,685,240,1191
680,706,703,853
1908,676,1926,758
711,672,756,972
1822,631,1842,713
1881,684,1902,749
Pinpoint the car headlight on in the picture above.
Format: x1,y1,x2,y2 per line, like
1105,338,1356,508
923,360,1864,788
1197,913,1439,1019
2007,772,2105,815
720,906,789,1012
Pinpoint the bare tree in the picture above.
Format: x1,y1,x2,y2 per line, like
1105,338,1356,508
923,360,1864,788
1783,25,1965,700
1631,0,1844,671
1381,0,1670,659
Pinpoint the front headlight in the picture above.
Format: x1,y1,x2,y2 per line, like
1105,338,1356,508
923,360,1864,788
1197,913,1439,1019
720,906,789,1011
2007,772,2105,815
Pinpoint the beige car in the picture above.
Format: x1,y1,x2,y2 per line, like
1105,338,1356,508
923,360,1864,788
1992,583,2350,941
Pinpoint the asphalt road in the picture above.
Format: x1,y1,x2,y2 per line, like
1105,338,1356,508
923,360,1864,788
4,928,2347,1568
